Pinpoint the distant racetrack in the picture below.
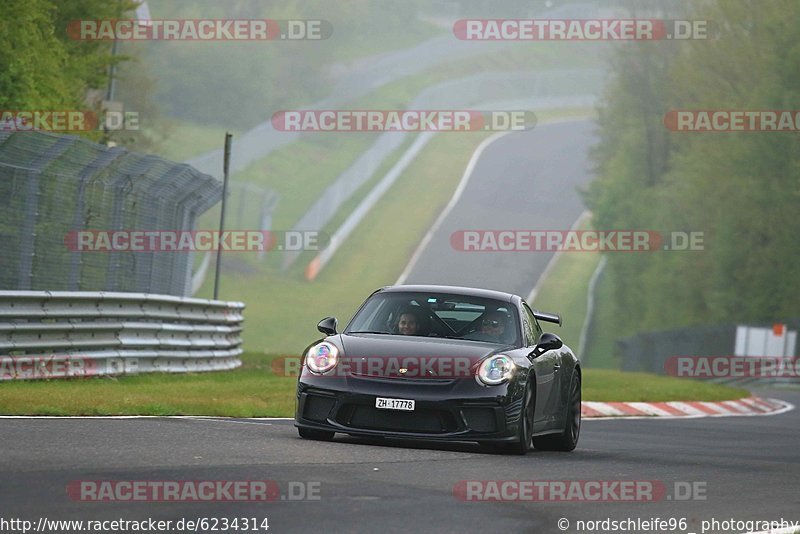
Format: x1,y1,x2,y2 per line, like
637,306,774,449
398,119,596,298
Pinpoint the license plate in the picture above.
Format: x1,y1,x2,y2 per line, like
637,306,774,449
375,397,415,411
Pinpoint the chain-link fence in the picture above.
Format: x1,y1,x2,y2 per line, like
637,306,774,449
188,181,280,294
0,130,222,296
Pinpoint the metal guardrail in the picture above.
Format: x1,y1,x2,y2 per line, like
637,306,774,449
0,291,244,380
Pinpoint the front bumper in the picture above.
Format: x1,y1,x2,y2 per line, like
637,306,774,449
294,373,524,443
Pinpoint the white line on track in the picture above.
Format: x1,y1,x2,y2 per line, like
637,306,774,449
527,210,591,303
395,129,513,285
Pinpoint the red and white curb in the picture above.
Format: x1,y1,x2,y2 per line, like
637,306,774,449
0,398,793,421
582,396,792,419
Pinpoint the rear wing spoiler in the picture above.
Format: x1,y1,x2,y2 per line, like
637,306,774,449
533,310,562,327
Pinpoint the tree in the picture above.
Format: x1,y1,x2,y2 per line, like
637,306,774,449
585,0,800,339
0,0,135,140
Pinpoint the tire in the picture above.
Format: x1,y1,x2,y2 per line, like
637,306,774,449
533,370,581,452
496,381,534,455
298,427,335,441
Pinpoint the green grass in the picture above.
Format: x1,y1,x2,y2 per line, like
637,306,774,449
530,215,601,352
525,209,653,371
583,260,623,369
218,133,377,235
193,109,598,354
0,353,294,417
0,355,747,416
147,0,445,64
143,119,241,162
196,129,495,352
140,36,532,165
141,42,604,278
143,39,603,357
136,23,448,164
329,20,444,63
582,369,748,402
149,39,601,182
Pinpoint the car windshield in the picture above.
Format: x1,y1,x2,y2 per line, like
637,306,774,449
346,291,519,346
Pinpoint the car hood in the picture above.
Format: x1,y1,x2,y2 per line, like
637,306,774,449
338,333,508,379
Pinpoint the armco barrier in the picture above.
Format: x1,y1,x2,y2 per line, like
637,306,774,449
0,291,244,380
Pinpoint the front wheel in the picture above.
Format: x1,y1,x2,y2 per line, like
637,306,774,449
533,370,580,452
298,427,335,441
496,381,534,455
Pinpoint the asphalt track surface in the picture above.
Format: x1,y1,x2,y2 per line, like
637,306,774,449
3,119,797,534
1,389,797,534
401,119,596,297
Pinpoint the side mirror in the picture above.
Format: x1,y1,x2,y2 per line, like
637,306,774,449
317,317,337,336
530,332,563,358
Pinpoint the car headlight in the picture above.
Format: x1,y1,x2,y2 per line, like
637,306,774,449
477,354,516,385
305,342,339,374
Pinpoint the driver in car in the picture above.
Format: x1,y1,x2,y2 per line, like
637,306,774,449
396,309,420,336
465,310,508,342
481,311,507,338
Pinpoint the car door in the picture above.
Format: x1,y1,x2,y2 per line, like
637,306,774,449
523,303,561,428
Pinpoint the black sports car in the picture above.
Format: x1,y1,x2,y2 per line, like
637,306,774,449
294,285,581,454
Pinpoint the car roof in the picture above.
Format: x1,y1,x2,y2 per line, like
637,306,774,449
378,284,517,303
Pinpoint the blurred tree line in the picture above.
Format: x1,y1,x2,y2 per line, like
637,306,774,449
0,0,137,142
584,0,800,336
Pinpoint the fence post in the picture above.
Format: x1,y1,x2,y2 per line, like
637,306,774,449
213,133,233,300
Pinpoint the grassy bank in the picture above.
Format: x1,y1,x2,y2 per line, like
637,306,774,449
195,129,496,352
582,369,748,402
0,353,748,416
582,261,624,369
529,215,602,353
